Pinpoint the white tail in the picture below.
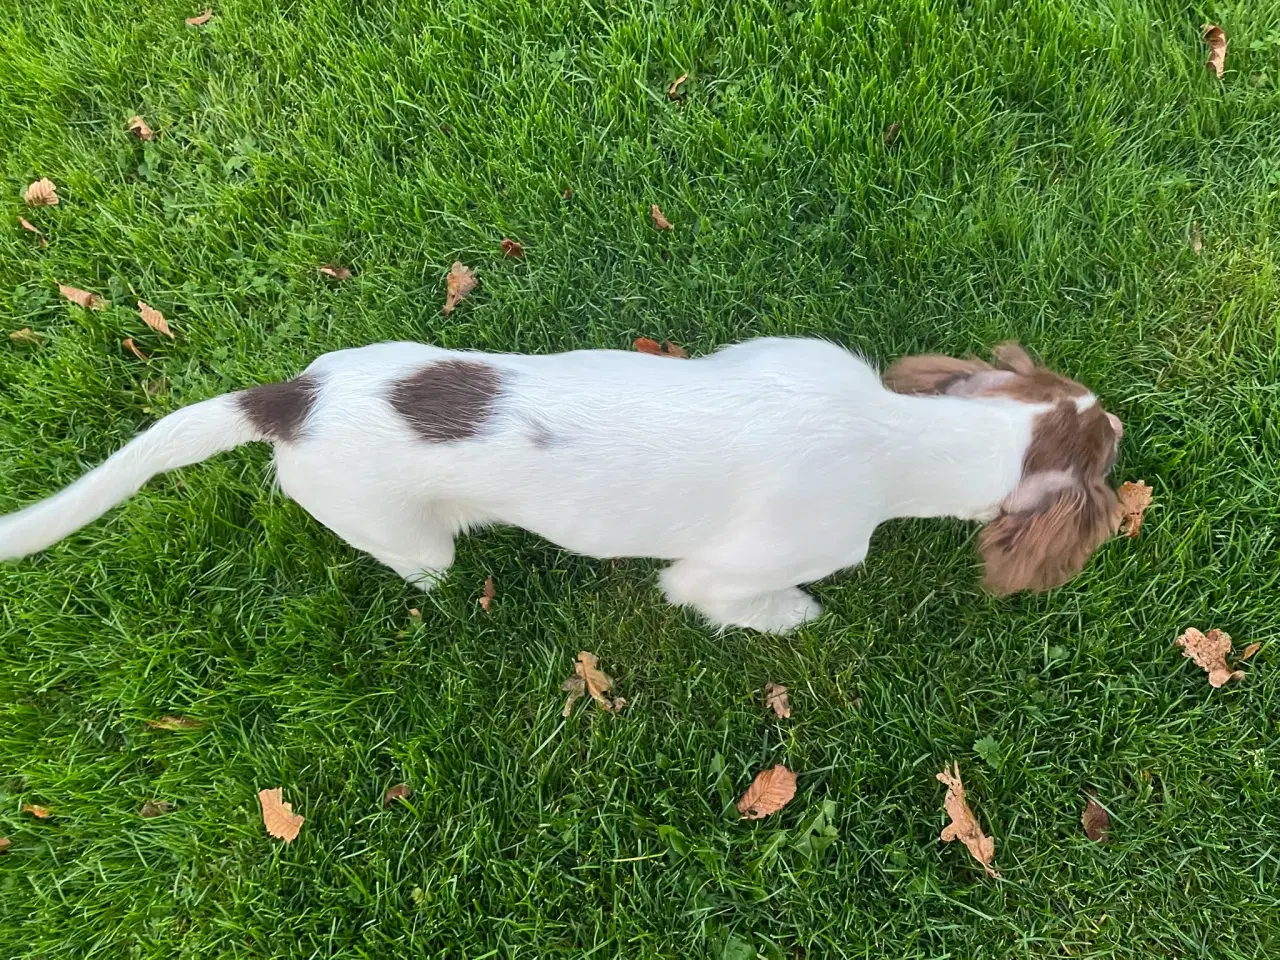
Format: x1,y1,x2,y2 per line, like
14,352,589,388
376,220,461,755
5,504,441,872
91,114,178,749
0,394,261,560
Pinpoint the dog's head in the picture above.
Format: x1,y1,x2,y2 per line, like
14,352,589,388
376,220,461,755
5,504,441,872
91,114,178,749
883,342,1124,594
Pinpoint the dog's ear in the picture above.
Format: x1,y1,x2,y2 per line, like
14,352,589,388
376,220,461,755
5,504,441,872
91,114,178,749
882,355,1001,396
991,341,1036,375
979,476,1122,594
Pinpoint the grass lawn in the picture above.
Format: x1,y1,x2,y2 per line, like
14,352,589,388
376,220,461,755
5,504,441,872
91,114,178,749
3,0,1280,956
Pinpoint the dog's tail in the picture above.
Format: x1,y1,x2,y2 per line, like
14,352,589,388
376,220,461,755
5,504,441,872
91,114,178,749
0,393,264,561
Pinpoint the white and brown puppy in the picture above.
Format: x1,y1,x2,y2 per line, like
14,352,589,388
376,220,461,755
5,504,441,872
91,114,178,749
0,337,1123,632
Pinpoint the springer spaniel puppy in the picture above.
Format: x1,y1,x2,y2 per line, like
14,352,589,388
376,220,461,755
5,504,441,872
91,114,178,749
0,338,1123,633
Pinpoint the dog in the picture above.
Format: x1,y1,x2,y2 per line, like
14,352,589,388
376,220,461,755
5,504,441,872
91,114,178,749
0,337,1123,632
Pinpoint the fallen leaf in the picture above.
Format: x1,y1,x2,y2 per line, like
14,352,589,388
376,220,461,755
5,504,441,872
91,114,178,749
561,187,573,200
574,651,626,712
59,284,106,311
122,338,149,361
1081,793,1110,842
145,715,203,730
500,238,525,259
667,73,688,99
478,575,495,612
18,216,44,240
140,800,173,818
9,328,43,344
561,674,586,716
186,8,213,25
633,337,688,358
407,607,422,623
319,264,352,280
1190,222,1203,255
736,765,797,820
0,838,10,853
650,204,673,230
1116,480,1153,538
126,116,153,140
24,178,58,207
883,121,902,147
258,787,304,843
442,261,477,314
22,804,51,819
383,784,411,806
1176,627,1245,688
1240,642,1262,662
1203,25,1227,79
764,682,791,719
936,762,999,877
137,301,173,339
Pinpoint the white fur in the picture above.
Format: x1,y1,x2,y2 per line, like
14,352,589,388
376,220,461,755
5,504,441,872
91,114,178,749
0,337,1055,632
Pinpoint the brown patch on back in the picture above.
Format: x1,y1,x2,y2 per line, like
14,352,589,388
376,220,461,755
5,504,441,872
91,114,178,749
238,375,319,443
389,359,504,442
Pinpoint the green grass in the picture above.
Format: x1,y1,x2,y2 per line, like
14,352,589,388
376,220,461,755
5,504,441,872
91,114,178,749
3,0,1280,956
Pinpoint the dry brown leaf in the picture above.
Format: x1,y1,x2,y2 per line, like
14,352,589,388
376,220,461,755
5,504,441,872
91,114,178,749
764,682,791,719
0,837,10,853
22,804,51,819
1081,793,1110,842
186,8,213,25
1203,25,1227,79
1190,222,1203,255
662,341,688,358
1176,627,1245,688
10,328,43,344
122,338,149,361
561,674,586,716
59,284,106,311
1116,480,1153,538
575,650,628,712
145,715,203,730
18,216,44,239
633,337,688,358
1240,642,1262,662
126,116,154,140
736,765,797,820
407,607,422,623
561,187,573,200
140,800,173,818
319,264,352,280
137,301,173,339
258,787,304,843
383,784,411,806
478,575,495,612
936,762,999,877
667,73,688,99
24,178,59,207
883,121,902,147
650,204,673,230
443,261,477,314
499,238,525,260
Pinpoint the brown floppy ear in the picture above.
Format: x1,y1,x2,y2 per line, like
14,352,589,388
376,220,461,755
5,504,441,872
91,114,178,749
980,478,1122,594
882,355,994,395
991,341,1036,374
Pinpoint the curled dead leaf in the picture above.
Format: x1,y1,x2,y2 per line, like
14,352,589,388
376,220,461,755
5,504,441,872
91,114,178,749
1176,627,1245,687
574,651,625,712
764,682,791,719
24,178,58,207
667,73,688,99
561,674,586,716
1203,25,1227,79
186,8,213,25
478,575,495,612
1081,793,1110,842
59,284,106,311
499,238,525,259
145,715,203,730
22,804,51,819
936,763,998,877
137,301,173,338
1116,480,1153,538
633,337,688,358
258,787,304,843
10,328,43,344
442,261,477,315
122,338,149,361
736,765,797,820
140,800,173,818
1240,642,1262,662
383,784,412,806
650,204,673,231
319,264,352,280
18,216,44,240
126,116,154,140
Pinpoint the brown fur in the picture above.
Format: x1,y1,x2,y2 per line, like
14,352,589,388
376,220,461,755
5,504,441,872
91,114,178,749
237,375,319,443
880,355,994,396
389,359,504,443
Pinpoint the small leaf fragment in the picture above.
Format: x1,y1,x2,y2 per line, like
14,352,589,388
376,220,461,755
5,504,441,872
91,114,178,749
764,682,791,719
186,8,213,25
122,338,149,361
1203,25,1227,79
10,328,43,344
883,121,902,147
126,116,153,140
1116,480,1153,538
662,340,688,358
667,73,688,99
18,216,45,242
650,204,673,230
140,800,173,818
318,264,352,280
258,787,304,843
936,762,998,877
137,301,173,338
478,575,495,612
22,804,51,819
499,238,525,259
633,337,688,358
1081,793,1110,842
561,674,586,716
736,765,797,820
0,837,10,853
59,284,106,311
442,261,477,314
383,784,411,806
574,651,625,712
1240,642,1262,662
24,179,58,207
145,715,203,730
1190,222,1203,255
1176,627,1245,687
